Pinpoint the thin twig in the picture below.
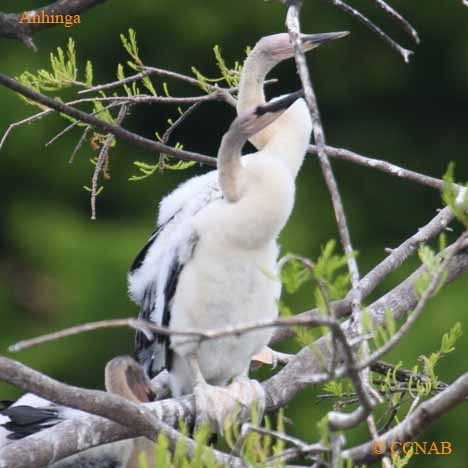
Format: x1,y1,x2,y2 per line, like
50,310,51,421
90,104,128,220
359,230,468,369
343,372,468,463
0,72,217,167
324,0,414,62
80,62,276,97
161,102,202,144
79,66,215,95
369,0,420,44
69,125,91,163
8,314,347,353
0,108,52,152
45,101,123,147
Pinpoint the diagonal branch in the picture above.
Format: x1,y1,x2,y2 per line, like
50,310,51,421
0,72,217,167
0,356,248,468
1,244,467,466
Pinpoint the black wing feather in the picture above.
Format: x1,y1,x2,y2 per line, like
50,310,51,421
133,230,198,379
1,405,60,440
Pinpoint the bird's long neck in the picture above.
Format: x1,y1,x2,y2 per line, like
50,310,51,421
237,51,311,178
237,49,275,113
218,127,245,203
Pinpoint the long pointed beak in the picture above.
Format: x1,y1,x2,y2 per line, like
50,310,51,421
255,90,304,117
301,31,349,47
238,90,304,137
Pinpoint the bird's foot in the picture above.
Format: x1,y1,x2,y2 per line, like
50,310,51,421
150,370,171,400
251,346,294,370
194,379,265,434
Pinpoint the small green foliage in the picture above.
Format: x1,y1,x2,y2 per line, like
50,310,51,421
85,60,94,87
317,414,330,448
120,28,141,65
83,185,103,196
279,299,315,347
17,38,81,94
191,44,244,93
322,380,344,397
314,240,351,301
119,29,157,96
442,163,468,226
391,445,414,468
280,258,313,294
417,322,462,394
440,321,462,354
92,100,115,124
414,238,448,298
129,153,196,182
279,241,350,347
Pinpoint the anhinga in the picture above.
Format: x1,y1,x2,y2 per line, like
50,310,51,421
0,356,154,467
129,88,311,429
128,32,348,384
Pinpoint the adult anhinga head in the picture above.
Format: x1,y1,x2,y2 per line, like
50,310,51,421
219,91,304,203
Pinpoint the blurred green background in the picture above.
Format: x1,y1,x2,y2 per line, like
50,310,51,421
0,0,467,466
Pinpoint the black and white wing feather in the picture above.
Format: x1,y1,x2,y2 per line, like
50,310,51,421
129,225,200,379
128,170,221,378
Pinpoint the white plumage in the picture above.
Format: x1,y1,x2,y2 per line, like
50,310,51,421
129,91,312,403
128,32,348,395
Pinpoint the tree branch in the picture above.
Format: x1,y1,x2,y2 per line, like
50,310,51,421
266,238,468,409
271,205,455,344
0,0,109,50
0,356,248,468
343,372,468,463
0,72,217,167
1,242,467,466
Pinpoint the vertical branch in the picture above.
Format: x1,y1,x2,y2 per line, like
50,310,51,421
285,0,364,357
285,4,392,465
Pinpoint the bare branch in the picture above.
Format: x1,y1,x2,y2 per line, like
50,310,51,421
0,356,160,441
369,0,420,44
7,314,349,354
69,125,91,163
308,145,445,191
323,0,413,62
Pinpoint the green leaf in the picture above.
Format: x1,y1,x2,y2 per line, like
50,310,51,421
440,322,462,355
442,163,468,226
85,60,93,87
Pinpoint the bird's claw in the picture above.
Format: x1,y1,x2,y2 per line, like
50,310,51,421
194,379,265,434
